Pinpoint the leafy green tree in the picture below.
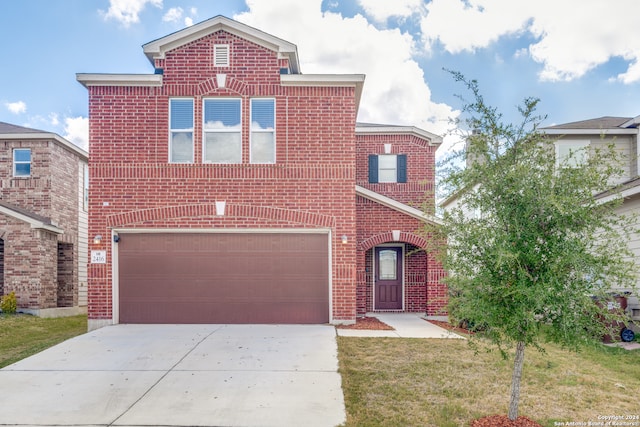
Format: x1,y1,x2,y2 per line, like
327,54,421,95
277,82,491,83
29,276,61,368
431,72,638,420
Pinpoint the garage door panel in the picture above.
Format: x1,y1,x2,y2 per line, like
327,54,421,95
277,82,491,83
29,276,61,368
118,232,329,324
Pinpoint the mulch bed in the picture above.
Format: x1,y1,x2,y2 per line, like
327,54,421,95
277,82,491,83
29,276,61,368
427,319,475,335
471,415,543,426
335,316,395,330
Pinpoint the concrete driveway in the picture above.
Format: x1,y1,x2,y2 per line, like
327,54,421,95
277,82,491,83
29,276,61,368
0,324,345,427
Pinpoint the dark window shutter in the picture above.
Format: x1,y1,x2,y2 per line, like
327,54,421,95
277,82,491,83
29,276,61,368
397,154,407,183
368,155,378,183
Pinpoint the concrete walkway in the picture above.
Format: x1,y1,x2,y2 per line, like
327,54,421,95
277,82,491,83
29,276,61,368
0,324,345,427
335,312,465,339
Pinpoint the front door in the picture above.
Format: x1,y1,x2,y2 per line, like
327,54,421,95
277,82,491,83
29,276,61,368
374,246,403,310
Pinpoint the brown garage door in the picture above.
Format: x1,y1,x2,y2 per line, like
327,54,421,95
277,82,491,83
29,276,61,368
118,232,329,324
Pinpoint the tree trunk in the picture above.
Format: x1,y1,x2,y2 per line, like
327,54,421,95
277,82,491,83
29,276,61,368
508,341,526,420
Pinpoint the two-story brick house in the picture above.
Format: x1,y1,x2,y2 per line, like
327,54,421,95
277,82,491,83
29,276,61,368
77,16,446,330
0,122,88,316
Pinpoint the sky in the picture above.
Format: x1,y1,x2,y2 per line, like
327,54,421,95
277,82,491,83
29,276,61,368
1,0,640,154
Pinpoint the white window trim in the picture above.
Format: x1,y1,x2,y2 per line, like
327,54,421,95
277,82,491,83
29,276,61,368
13,148,31,177
202,97,242,164
213,44,230,67
250,98,276,164
169,98,194,164
555,140,589,168
378,154,398,183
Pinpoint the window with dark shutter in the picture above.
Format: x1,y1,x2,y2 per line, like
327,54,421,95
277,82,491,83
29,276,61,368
368,155,378,183
397,154,407,183
368,154,407,183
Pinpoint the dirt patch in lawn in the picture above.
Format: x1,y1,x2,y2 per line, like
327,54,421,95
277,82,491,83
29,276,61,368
336,316,394,330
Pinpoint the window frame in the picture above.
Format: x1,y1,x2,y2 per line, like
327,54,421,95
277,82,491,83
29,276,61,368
377,154,398,183
202,97,242,164
250,98,276,164
13,148,31,177
555,140,590,168
169,98,194,164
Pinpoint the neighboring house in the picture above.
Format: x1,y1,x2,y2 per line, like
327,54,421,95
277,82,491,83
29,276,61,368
0,121,89,317
543,116,640,322
77,16,446,330
441,116,640,323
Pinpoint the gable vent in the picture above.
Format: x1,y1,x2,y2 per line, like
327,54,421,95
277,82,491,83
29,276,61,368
214,44,230,67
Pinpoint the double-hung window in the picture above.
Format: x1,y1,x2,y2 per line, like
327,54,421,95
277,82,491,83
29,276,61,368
203,98,242,163
250,99,275,164
169,98,194,163
368,154,407,183
13,148,31,177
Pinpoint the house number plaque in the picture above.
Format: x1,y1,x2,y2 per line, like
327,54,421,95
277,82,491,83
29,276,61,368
91,250,107,264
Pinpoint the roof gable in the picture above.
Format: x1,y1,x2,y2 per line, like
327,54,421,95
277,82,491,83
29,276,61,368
142,15,300,74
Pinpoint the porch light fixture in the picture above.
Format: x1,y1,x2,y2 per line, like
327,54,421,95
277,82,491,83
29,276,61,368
93,234,103,245
341,235,348,244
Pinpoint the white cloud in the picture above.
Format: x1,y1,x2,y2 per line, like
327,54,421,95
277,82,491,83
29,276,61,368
63,116,89,151
420,0,530,54
102,0,163,27
357,0,423,23
163,7,183,23
6,101,27,114
420,0,640,83
236,0,456,137
184,17,193,27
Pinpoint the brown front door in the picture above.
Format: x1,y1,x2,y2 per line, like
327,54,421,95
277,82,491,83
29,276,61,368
374,246,403,310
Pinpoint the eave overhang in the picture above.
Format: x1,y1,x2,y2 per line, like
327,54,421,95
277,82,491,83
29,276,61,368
0,204,63,235
281,74,365,114
76,73,163,88
356,185,442,226
356,124,443,146
0,132,88,160
542,128,638,136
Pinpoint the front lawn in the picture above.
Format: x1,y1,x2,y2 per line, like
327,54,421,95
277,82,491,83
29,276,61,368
0,314,87,368
337,336,640,427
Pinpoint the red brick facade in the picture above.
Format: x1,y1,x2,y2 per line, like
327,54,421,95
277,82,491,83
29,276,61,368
0,126,88,315
355,130,447,316
79,16,446,328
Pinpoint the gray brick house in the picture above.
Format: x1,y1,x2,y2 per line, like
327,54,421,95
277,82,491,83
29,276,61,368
0,122,88,317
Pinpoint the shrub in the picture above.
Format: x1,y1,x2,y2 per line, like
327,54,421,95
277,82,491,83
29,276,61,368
1,291,17,314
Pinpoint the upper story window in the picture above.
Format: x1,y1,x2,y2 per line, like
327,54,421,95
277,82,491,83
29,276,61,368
203,98,242,163
13,148,31,177
368,154,407,183
214,45,230,67
169,98,194,163
556,140,589,168
250,99,275,164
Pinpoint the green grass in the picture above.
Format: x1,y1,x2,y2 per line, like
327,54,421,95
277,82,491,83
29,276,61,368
337,337,640,427
0,314,87,368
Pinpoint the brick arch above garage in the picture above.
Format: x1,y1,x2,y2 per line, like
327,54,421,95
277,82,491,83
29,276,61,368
106,202,336,228
358,231,427,252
